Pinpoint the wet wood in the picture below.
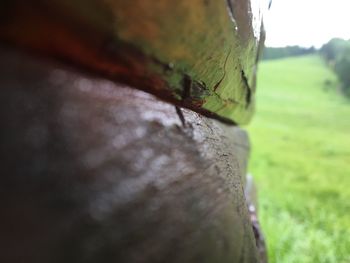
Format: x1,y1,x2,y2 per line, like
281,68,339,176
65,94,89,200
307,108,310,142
0,0,267,124
0,47,259,263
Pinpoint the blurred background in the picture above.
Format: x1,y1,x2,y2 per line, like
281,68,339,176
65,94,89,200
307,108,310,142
249,0,350,262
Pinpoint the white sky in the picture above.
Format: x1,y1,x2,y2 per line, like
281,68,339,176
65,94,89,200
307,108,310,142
264,0,350,48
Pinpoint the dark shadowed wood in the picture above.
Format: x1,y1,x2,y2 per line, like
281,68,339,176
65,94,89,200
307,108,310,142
0,47,258,263
0,0,268,124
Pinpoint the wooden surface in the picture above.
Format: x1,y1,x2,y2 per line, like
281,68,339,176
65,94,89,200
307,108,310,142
0,47,259,262
0,0,268,124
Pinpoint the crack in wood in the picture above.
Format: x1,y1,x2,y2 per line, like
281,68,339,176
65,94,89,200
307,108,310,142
213,48,231,92
240,69,252,107
175,106,186,127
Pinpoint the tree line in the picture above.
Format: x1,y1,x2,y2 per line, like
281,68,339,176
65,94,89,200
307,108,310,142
320,38,350,96
262,39,350,97
262,46,316,60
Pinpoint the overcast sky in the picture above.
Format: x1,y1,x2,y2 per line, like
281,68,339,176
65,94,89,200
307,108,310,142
264,0,350,48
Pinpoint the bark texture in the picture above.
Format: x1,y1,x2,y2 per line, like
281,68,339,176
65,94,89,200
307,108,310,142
0,0,268,124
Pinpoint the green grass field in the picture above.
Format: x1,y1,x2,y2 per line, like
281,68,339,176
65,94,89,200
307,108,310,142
248,55,350,263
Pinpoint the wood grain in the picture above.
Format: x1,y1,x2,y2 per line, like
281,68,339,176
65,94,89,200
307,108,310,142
0,47,258,263
0,0,267,124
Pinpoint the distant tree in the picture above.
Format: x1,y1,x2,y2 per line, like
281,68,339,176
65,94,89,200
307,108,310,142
321,38,350,96
334,45,350,95
320,38,349,63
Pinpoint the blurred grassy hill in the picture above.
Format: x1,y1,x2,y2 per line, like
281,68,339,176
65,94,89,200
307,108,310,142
248,55,350,263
